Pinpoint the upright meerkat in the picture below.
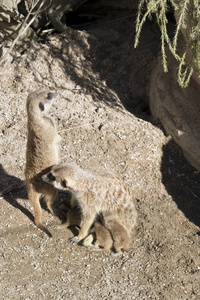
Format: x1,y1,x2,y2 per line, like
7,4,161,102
42,162,137,243
25,89,61,236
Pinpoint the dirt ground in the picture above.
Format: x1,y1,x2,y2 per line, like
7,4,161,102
0,8,200,300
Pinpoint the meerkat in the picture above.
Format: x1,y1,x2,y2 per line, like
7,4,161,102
100,211,130,252
62,207,113,251
64,207,129,252
42,162,137,243
25,89,61,237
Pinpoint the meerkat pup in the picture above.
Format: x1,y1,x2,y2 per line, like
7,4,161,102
101,211,130,252
42,162,137,243
62,207,113,251
25,89,61,236
64,208,129,252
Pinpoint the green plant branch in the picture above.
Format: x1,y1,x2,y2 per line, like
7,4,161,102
135,0,200,87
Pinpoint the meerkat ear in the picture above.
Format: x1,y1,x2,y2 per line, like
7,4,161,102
39,102,45,111
47,172,56,181
47,91,58,100
61,180,67,188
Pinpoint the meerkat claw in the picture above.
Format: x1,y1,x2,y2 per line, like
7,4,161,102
69,236,80,244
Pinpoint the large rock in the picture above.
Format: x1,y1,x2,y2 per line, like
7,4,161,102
149,38,200,170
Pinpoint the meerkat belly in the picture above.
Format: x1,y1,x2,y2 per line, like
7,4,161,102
26,138,58,178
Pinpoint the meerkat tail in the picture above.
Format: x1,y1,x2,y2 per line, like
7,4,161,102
35,220,52,237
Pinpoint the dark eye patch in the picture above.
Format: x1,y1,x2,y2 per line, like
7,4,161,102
61,180,67,188
39,102,44,111
47,91,57,100
47,92,54,100
48,173,56,181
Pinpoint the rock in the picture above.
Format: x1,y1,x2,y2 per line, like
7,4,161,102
149,37,200,170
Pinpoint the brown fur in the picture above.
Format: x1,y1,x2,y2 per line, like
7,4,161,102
61,207,113,251
25,90,61,236
65,208,130,252
101,211,130,252
42,162,137,243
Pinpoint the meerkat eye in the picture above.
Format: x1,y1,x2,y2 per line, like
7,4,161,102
39,102,44,111
48,173,56,181
61,180,67,188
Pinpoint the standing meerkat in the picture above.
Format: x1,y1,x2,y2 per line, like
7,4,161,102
25,89,61,237
42,162,137,243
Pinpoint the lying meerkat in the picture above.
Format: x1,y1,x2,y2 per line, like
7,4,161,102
62,207,113,251
42,162,137,243
25,89,61,236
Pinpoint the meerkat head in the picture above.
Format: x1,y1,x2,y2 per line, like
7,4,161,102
26,90,58,114
42,171,68,190
42,163,78,191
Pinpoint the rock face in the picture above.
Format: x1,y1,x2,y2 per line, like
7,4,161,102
149,39,200,170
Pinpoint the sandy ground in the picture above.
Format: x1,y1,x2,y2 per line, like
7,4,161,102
1,9,200,299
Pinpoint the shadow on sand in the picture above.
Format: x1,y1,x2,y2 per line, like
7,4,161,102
0,164,73,236
161,140,200,229
0,164,34,223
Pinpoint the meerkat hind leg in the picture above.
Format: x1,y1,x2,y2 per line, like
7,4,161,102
28,185,52,237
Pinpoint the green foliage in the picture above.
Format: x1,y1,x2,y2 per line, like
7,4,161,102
135,0,200,87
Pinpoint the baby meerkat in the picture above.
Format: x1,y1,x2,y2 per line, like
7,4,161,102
25,89,61,236
42,162,137,242
62,207,113,251
101,211,130,252
64,208,129,252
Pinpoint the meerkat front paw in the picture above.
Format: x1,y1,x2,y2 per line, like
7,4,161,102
112,250,123,256
69,236,80,244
